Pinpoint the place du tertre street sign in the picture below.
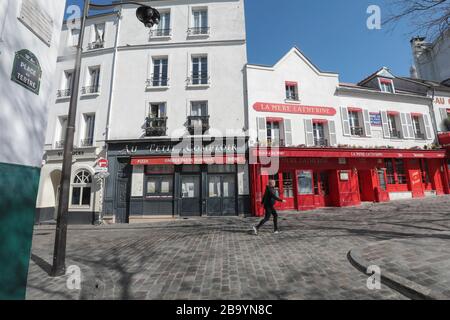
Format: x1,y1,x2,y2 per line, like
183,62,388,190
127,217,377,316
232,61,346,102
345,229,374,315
11,49,42,95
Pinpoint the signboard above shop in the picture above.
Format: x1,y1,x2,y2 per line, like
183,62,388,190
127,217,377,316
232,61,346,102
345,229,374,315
11,50,42,95
253,102,336,116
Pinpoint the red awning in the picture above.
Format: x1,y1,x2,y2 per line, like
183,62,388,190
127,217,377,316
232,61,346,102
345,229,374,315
348,107,362,112
387,111,400,116
285,81,298,86
411,113,423,117
313,119,328,124
380,78,393,84
252,147,446,159
131,155,247,166
266,117,284,122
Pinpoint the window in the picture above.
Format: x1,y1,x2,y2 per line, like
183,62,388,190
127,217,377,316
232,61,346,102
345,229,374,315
145,175,173,198
152,11,171,37
190,9,208,35
387,114,400,138
313,122,326,146
71,170,92,207
89,23,105,49
56,116,68,149
149,103,166,118
412,115,425,139
282,173,294,198
189,101,209,133
58,71,73,98
191,101,208,116
152,58,168,87
191,56,208,85
266,121,281,146
285,82,298,101
380,79,395,93
81,114,95,147
83,66,100,94
70,28,80,47
298,171,314,195
349,111,363,136
385,159,407,185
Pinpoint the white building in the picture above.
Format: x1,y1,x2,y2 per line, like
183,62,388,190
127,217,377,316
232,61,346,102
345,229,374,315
0,0,65,299
36,0,249,224
246,48,448,215
411,29,450,83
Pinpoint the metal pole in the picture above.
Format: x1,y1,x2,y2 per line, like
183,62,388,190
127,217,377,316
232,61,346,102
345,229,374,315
51,0,91,277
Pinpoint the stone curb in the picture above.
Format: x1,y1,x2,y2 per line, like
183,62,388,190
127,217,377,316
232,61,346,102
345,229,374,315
347,247,448,300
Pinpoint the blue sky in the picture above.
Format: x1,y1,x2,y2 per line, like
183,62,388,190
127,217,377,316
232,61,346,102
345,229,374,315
65,0,415,83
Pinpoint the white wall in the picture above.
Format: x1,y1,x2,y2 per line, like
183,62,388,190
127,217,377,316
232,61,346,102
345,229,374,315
0,0,65,168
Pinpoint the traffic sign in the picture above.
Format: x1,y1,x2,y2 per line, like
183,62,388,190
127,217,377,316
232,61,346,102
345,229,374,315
98,158,108,168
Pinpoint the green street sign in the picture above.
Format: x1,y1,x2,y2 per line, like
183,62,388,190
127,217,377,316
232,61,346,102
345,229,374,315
11,49,42,95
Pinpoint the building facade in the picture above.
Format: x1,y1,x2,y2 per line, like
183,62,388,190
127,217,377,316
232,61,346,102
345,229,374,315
0,0,65,299
411,29,450,83
36,0,249,224
247,48,449,216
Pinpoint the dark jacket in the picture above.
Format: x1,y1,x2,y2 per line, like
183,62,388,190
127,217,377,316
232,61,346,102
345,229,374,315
261,186,283,208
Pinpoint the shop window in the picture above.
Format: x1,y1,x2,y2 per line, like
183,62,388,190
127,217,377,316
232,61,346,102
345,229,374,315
298,171,313,195
385,159,407,185
71,170,92,207
282,173,294,198
146,175,173,199
378,170,387,191
319,171,330,196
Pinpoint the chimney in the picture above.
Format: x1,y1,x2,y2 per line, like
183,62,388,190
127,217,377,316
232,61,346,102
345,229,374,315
410,65,418,79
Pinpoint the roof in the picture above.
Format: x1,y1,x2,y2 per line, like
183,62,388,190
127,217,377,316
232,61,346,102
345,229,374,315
357,67,395,86
398,77,450,93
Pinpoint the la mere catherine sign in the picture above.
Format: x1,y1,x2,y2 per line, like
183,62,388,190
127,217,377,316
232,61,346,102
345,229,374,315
11,49,42,95
253,102,336,116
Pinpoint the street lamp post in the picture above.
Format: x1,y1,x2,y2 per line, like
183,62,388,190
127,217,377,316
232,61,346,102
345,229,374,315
51,0,159,277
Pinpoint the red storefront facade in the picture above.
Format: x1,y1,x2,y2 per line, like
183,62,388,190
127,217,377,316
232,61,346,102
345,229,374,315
250,147,448,216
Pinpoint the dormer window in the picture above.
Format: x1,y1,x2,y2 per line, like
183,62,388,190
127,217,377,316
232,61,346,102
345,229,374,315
379,78,395,93
285,82,299,101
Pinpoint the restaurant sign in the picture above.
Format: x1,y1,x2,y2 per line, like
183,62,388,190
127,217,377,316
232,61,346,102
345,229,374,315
253,102,336,116
11,50,42,95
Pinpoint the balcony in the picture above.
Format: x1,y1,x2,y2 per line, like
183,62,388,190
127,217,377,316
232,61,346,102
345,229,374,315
57,89,71,98
150,28,172,38
187,115,210,135
80,138,94,147
55,140,65,149
145,117,167,137
314,138,328,147
87,41,104,50
146,75,169,89
350,126,364,137
81,86,100,95
414,132,426,140
187,27,210,36
390,130,402,139
187,74,210,87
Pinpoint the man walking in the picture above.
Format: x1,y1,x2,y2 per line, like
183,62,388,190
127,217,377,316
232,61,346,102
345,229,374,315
253,180,286,235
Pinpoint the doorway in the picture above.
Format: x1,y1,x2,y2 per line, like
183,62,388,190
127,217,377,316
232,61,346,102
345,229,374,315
180,175,202,216
207,174,237,216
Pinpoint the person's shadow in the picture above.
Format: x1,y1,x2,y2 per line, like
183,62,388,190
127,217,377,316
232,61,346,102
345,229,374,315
31,254,52,276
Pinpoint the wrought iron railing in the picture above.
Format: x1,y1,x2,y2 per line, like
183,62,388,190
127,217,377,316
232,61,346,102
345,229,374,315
55,140,65,149
351,127,364,136
81,86,100,94
87,41,105,50
314,138,328,147
150,28,172,37
145,117,168,137
390,130,402,139
80,138,94,147
146,74,169,88
415,132,426,140
187,27,210,36
187,115,210,134
267,138,285,147
57,89,71,98
187,73,210,86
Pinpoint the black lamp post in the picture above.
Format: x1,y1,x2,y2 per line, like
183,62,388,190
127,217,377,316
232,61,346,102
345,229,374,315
51,0,159,277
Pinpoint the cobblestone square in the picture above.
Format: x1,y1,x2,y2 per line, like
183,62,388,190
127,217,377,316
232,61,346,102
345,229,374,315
27,196,450,300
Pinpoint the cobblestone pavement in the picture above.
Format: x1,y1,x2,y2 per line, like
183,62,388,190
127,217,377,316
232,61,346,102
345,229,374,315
26,196,450,300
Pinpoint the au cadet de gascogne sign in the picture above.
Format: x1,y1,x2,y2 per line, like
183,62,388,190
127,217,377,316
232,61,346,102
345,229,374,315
11,49,42,95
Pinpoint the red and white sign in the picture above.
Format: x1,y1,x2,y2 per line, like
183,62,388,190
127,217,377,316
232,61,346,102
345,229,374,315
252,148,446,159
131,155,246,166
253,102,336,116
97,158,109,168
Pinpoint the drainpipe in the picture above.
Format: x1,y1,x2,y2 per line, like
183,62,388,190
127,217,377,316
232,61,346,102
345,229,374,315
428,86,439,145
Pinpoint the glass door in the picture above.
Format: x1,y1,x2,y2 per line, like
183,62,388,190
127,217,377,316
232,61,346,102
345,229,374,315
180,175,201,216
207,174,237,216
